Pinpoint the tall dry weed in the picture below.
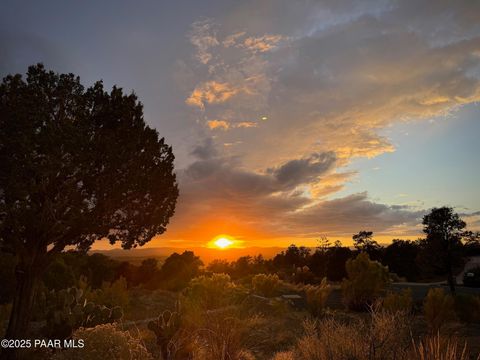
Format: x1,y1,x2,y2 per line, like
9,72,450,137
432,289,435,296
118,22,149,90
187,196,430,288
412,333,476,360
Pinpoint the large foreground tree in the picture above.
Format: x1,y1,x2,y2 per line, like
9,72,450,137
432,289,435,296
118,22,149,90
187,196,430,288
0,65,178,347
421,207,466,295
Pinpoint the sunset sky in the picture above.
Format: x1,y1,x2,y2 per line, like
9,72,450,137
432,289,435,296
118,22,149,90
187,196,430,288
1,0,479,248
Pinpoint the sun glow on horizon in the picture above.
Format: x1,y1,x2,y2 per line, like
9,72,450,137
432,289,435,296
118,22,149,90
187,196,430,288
214,237,233,248
207,235,238,249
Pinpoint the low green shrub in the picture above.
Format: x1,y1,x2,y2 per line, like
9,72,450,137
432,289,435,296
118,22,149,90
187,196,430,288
86,276,130,309
342,253,390,311
252,274,281,297
303,278,332,316
382,289,413,314
183,273,237,310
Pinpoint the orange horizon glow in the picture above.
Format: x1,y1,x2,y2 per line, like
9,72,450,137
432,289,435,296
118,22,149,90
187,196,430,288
214,237,233,248
207,234,242,249
90,232,421,251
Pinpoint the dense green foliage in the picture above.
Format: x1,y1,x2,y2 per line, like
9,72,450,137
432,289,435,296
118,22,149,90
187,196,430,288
342,253,390,310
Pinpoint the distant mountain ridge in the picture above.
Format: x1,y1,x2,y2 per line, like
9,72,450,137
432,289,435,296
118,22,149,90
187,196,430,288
90,246,286,264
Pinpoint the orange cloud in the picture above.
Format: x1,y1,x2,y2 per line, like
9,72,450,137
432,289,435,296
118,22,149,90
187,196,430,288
236,121,257,128
188,19,219,64
207,120,230,130
242,34,285,53
206,120,258,131
223,31,247,47
186,81,239,109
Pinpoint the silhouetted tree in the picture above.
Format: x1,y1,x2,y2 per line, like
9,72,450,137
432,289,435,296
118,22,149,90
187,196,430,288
273,244,310,271
309,236,331,278
382,239,420,281
115,261,137,286
463,231,480,256
326,243,353,281
352,231,381,260
421,207,467,295
83,253,118,288
42,257,76,290
0,64,178,348
207,259,231,274
137,258,159,287
231,256,253,278
309,249,328,278
160,251,202,290
251,254,269,274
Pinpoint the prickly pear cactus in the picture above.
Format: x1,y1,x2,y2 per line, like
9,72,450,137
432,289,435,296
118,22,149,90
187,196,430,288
148,309,181,359
44,286,124,339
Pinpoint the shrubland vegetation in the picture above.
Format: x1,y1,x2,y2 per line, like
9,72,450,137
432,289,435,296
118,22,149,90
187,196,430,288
2,66,480,359
1,225,480,359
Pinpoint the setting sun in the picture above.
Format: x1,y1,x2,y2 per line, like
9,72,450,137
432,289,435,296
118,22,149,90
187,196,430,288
213,237,233,249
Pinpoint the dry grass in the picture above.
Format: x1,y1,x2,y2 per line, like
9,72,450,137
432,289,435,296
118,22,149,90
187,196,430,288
272,351,295,360
412,333,478,360
292,310,411,360
271,308,480,360
190,308,261,360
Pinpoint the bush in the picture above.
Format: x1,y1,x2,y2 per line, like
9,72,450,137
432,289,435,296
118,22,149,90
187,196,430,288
424,288,456,332
184,273,236,310
271,311,476,360
454,294,480,324
52,323,152,360
191,310,260,360
382,289,413,314
291,309,411,360
303,278,332,316
342,253,390,310
252,274,281,297
38,286,123,339
160,251,203,291
86,277,130,309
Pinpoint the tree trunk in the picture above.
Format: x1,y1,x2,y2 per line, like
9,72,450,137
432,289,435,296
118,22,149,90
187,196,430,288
447,267,456,296
445,231,456,296
3,261,40,360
